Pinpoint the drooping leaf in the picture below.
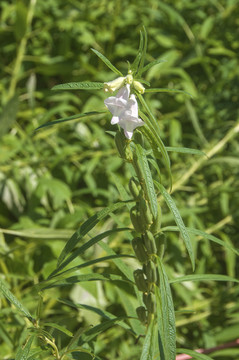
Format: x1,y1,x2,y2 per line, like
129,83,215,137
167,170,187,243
165,146,206,157
176,348,215,360
170,274,239,284
135,143,158,218
155,182,195,270
0,279,35,324
43,323,73,337
42,272,130,290
91,48,123,76
156,257,176,360
145,88,192,97
50,227,130,277
52,81,104,91
57,201,130,267
35,111,106,131
161,226,239,256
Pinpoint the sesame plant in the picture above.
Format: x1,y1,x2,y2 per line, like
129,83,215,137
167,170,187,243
1,26,239,360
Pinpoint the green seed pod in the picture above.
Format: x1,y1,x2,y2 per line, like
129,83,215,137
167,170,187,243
145,292,156,314
132,237,148,263
139,198,153,227
150,203,162,234
143,230,157,255
132,152,144,182
134,131,144,146
130,205,146,233
129,177,141,199
114,130,126,158
155,232,166,258
115,130,132,161
136,306,147,324
145,260,157,284
133,269,148,292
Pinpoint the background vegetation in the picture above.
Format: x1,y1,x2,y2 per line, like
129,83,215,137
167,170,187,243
0,0,238,359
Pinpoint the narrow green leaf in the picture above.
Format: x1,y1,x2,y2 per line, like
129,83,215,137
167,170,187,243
0,95,18,138
138,26,148,74
140,59,166,76
42,273,130,290
161,226,239,256
177,348,215,360
99,241,134,282
145,88,192,97
131,30,144,74
52,254,134,280
155,182,195,270
165,147,206,157
170,274,239,284
140,319,155,360
135,143,158,218
44,323,73,337
57,201,130,267
80,317,129,344
138,95,172,188
0,279,35,324
35,111,106,131
50,227,130,278
16,335,34,360
156,257,176,360
52,81,104,91
91,48,123,76
140,123,171,183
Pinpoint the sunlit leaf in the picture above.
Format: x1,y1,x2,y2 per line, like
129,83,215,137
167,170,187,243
91,48,123,76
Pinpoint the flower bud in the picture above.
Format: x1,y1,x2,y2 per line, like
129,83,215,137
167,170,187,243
104,76,125,93
133,80,145,94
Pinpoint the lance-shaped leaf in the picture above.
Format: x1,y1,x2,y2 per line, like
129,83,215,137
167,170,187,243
140,319,156,360
16,335,34,360
170,274,239,284
145,88,192,97
0,279,35,324
156,257,176,360
176,348,215,360
52,81,104,91
57,201,130,267
155,182,195,270
50,227,130,278
139,59,166,76
135,143,158,219
35,111,106,131
91,48,123,76
161,226,239,256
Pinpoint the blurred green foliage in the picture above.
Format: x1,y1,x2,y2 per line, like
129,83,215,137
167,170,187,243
0,0,239,359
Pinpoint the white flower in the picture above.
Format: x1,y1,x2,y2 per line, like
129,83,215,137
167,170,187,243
104,84,144,139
